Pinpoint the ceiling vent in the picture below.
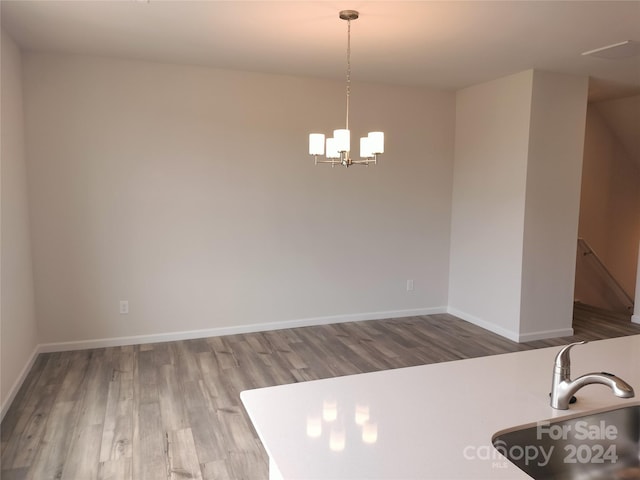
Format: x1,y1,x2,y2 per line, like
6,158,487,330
582,40,640,59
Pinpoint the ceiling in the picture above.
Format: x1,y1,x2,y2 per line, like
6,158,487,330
1,1,639,165
1,1,639,101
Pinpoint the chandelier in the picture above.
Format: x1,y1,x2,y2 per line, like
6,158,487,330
308,10,384,167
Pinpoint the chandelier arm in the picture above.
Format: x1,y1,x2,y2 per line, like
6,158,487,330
315,159,341,165
350,158,376,165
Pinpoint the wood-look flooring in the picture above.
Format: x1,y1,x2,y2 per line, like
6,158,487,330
2,307,640,479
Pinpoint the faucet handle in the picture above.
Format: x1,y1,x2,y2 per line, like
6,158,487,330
554,341,588,373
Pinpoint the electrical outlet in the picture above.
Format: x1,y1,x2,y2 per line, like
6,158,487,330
406,279,414,291
119,300,129,314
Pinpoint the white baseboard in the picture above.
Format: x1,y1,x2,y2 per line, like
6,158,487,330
446,306,575,343
516,327,574,343
633,314,640,325
1,345,40,422
37,306,448,354
446,307,520,342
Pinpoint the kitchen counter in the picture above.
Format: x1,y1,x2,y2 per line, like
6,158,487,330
241,334,640,479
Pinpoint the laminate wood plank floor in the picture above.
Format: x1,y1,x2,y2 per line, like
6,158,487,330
2,308,640,479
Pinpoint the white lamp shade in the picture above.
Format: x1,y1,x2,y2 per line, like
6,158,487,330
368,132,384,154
360,137,373,158
309,133,325,155
326,137,340,159
333,129,350,153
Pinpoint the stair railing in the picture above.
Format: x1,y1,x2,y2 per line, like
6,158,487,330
576,237,634,312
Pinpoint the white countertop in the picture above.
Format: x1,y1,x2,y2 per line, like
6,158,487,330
241,334,640,479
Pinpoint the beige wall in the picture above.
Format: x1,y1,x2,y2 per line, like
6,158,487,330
577,105,640,303
1,30,39,415
23,53,455,344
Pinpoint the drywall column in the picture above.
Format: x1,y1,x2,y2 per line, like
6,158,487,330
519,71,589,340
448,70,534,341
449,69,588,342
1,30,39,418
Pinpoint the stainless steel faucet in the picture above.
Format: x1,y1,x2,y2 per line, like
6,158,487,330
550,341,635,410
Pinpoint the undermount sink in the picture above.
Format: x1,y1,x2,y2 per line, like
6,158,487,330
492,404,640,479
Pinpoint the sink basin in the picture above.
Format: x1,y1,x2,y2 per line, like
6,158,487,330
492,405,640,479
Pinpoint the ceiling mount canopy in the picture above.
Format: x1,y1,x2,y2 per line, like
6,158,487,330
339,10,359,21
308,10,384,168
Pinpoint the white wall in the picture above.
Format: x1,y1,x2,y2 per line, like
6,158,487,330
577,105,640,304
1,30,39,416
23,53,455,345
519,71,588,339
448,70,533,339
